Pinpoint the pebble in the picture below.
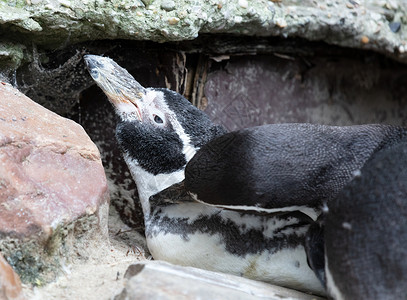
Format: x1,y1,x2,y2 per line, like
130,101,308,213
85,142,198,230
247,7,257,17
389,22,401,33
361,36,369,44
59,0,71,8
385,0,398,10
276,18,287,28
177,11,188,19
238,0,248,9
161,0,176,11
168,17,180,25
234,16,243,23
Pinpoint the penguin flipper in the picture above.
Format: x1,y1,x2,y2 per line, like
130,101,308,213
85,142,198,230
305,220,326,288
150,181,195,205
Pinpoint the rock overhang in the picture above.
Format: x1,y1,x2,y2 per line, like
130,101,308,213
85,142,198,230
0,0,406,69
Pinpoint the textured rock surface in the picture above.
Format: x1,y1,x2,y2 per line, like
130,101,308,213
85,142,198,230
0,253,24,300
0,0,406,68
204,53,407,131
0,83,109,284
116,261,325,300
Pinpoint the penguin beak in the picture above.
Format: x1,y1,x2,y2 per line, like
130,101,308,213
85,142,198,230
84,54,146,121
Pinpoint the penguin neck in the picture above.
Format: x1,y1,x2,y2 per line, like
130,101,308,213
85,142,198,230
124,154,185,220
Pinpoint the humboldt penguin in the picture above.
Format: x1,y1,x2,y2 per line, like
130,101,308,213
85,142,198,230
323,139,407,299
183,123,407,292
84,54,325,295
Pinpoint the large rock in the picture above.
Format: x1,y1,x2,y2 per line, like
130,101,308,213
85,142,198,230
0,83,109,284
0,0,406,68
115,261,325,300
0,253,24,300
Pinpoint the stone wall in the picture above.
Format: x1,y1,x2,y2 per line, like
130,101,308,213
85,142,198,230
1,0,406,69
0,2,406,295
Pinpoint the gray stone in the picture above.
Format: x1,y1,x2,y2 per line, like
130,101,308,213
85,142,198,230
160,0,176,12
0,0,406,68
389,21,401,33
0,43,26,70
116,261,325,300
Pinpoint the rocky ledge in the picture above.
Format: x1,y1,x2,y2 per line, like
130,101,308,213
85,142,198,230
0,0,406,69
116,261,325,300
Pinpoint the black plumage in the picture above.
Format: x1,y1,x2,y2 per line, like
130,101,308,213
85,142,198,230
324,139,407,299
186,123,407,210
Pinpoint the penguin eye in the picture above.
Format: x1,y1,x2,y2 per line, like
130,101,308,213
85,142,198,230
154,114,164,124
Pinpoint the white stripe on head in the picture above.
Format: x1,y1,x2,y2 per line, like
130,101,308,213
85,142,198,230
122,89,200,218
145,89,198,162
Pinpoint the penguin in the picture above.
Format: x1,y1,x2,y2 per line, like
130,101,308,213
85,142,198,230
84,54,325,295
182,122,407,292
323,139,407,300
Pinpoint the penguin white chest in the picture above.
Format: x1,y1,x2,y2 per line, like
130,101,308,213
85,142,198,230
144,202,325,295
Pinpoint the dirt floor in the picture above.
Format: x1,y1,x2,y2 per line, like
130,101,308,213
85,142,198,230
19,206,325,300
22,208,149,300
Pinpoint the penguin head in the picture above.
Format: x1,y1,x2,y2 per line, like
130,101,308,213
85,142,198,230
84,55,226,198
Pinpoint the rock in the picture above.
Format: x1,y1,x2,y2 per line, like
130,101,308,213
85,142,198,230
167,17,180,25
203,53,407,131
0,83,110,284
389,22,401,33
15,49,95,115
115,261,324,300
160,0,176,12
0,253,24,300
0,43,26,70
0,0,406,67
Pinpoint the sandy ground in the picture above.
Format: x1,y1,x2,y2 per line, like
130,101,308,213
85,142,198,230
19,207,325,300
22,208,149,300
